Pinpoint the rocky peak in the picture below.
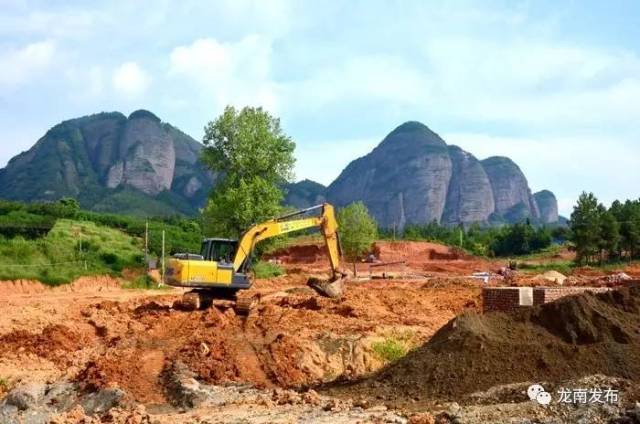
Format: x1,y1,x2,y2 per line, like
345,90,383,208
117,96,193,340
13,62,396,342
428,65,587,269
284,179,327,209
327,121,453,228
109,112,176,195
442,146,495,225
128,109,161,122
0,110,215,216
326,123,555,228
480,156,540,222
534,190,559,224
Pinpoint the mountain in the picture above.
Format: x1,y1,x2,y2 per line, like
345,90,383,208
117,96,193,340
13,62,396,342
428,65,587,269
0,110,216,216
0,113,559,226
283,179,326,209
534,190,560,224
480,156,541,224
325,122,453,229
326,122,558,228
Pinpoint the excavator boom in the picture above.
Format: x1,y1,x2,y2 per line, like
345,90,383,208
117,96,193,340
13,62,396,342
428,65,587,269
233,203,342,278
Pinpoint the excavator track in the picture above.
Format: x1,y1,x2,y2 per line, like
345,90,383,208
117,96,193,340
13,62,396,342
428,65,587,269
178,289,258,315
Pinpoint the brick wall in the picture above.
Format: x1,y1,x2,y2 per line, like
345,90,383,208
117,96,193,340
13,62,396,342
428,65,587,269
482,286,611,313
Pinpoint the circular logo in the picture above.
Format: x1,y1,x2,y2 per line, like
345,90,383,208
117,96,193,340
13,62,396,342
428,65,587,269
527,384,545,401
536,391,552,405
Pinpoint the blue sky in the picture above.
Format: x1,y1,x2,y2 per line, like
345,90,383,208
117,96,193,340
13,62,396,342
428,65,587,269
1,0,639,216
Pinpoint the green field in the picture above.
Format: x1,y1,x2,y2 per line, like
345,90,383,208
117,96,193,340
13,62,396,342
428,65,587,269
0,219,143,285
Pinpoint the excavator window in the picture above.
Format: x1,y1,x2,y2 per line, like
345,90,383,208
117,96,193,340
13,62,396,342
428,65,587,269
200,239,238,263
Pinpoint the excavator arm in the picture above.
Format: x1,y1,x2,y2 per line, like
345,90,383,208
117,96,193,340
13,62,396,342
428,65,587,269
233,203,343,279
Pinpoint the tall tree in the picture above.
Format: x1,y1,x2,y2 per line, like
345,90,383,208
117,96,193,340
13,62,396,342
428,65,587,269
598,205,620,262
611,199,640,259
337,202,378,277
201,106,296,237
570,192,601,264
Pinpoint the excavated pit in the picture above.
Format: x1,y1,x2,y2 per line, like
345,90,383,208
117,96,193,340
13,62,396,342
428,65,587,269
0,277,481,408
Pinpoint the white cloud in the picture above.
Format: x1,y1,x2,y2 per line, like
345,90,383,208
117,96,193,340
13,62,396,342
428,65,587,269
112,62,151,98
420,38,640,129
0,40,56,88
285,55,432,111
168,35,278,111
0,10,97,39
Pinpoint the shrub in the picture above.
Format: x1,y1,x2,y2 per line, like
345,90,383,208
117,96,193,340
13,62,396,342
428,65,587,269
252,261,284,278
372,338,408,363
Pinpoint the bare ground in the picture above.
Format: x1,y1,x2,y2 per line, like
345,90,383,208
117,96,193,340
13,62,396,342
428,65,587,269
1,241,639,423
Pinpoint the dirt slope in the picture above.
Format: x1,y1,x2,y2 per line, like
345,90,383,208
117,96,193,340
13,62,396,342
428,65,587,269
327,285,640,407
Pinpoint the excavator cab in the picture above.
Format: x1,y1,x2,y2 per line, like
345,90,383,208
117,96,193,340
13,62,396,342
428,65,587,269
200,238,238,264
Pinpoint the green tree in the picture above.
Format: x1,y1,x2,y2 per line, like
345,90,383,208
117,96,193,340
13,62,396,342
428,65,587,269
570,192,601,264
611,200,640,260
201,106,296,237
337,202,378,277
598,206,620,262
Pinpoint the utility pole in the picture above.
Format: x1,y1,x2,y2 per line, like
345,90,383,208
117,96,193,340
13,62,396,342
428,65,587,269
161,229,165,286
144,220,149,268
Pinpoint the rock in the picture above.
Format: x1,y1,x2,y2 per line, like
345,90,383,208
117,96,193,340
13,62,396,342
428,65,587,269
4,383,45,410
481,156,540,222
80,388,126,415
284,179,327,209
326,122,553,228
117,111,176,195
408,412,436,424
327,121,453,228
534,190,559,224
0,110,216,215
442,145,495,225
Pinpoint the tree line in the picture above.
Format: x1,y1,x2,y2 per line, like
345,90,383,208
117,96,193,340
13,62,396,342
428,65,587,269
570,192,640,264
380,220,560,257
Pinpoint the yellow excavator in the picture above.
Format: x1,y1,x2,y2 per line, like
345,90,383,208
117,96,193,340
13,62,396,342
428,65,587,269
165,203,346,313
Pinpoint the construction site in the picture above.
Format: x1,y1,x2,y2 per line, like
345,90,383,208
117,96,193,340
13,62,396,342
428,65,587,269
1,237,639,423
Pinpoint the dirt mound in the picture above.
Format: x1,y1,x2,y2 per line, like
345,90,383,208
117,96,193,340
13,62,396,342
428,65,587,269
373,241,468,261
327,285,640,407
0,325,88,366
265,244,326,264
0,276,121,296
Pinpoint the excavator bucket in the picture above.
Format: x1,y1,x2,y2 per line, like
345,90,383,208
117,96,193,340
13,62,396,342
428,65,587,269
307,276,345,299
234,295,259,315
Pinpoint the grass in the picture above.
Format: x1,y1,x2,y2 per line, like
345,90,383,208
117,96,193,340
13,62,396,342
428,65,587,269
516,260,574,276
0,219,143,285
516,243,565,261
372,338,408,363
371,329,419,363
252,261,285,278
